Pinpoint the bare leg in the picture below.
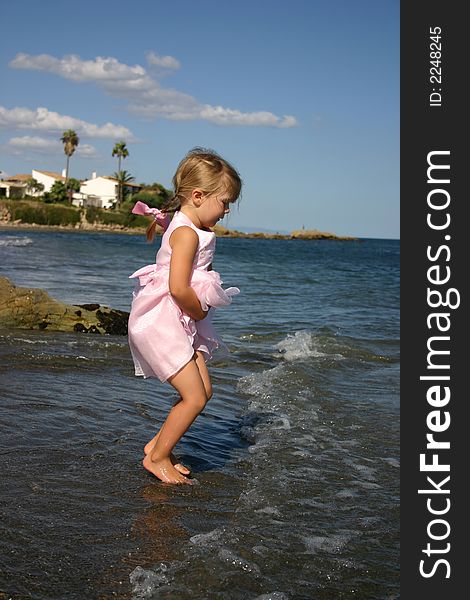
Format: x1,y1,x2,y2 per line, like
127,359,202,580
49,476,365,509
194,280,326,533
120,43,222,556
143,351,213,474
143,405,190,475
142,352,210,484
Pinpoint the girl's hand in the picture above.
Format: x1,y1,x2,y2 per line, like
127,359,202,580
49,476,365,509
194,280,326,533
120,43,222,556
196,307,209,321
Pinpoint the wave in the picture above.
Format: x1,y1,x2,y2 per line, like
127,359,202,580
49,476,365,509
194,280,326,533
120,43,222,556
273,329,396,363
0,236,33,247
274,330,336,360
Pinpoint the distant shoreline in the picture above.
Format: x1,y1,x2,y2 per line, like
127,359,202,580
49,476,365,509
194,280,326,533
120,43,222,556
0,220,146,236
0,220,358,241
0,198,358,240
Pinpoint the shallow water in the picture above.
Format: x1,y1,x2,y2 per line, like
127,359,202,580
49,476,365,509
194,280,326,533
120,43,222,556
0,230,399,599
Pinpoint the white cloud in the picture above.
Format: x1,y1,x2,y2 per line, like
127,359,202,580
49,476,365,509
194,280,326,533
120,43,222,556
199,106,298,128
76,144,99,157
3,135,98,158
10,53,152,87
9,135,58,150
10,52,298,128
146,51,180,70
0,105,135,140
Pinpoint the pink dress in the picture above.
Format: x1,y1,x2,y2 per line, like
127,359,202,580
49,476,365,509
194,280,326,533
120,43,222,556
128,210,240,382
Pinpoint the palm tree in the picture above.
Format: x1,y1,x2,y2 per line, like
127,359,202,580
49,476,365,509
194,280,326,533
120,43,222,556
112,141,129,208
61,129,79,202
112,170,135,207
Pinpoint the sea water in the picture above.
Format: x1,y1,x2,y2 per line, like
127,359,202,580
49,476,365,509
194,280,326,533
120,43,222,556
0,229,399,599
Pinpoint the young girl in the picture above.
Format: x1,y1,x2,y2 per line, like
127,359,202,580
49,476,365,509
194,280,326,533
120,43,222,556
128,148,242,485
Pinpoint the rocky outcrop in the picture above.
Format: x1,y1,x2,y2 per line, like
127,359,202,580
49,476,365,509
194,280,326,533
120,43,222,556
0,276,129,335
290,229,357,240
212,224,357,240
212,224,287,239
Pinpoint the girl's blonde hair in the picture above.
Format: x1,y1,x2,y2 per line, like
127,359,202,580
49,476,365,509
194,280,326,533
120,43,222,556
146,147,242,241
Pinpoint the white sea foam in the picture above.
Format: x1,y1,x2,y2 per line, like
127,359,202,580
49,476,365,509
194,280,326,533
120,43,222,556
241,413,291,444
237,364,287,398
275,330,328,361
129,565,170,598
0,236,33,247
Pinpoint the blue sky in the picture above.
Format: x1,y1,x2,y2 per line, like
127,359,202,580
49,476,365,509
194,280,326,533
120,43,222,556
0,0,399,238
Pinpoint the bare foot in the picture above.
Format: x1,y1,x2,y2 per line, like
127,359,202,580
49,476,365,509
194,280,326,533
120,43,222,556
142,455,193,485
143,439,190,476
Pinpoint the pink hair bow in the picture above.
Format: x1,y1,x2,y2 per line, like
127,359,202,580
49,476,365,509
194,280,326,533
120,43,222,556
132,201,171,231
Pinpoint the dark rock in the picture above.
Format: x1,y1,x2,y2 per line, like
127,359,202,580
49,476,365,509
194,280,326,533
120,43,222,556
96,308,129,336
78,303,101,311
0,276,129,335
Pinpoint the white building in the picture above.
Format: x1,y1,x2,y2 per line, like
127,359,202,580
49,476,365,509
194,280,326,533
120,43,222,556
0,173,29,198
1,168,142,208
79,173,141,209
32,169,66,193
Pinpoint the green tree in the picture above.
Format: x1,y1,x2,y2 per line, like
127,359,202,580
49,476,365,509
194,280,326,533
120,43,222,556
112,141,129,208
25,177,45,197
60,129,79,202
45,180,68,203
68,178,81,193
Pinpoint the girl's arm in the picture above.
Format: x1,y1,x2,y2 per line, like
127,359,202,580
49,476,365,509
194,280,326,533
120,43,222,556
168,227,208,321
